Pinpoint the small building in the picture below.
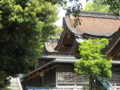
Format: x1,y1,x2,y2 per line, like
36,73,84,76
21,11,120,90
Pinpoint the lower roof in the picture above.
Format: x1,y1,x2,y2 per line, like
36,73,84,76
24,54,120,79
25,55,79,78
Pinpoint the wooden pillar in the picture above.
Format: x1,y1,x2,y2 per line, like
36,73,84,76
56,67,58,87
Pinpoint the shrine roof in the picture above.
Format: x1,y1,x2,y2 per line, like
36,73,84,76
41,54,77,59
65,11,120,36
25,55,79,78
24,54,120,79
112,61,120,64
44,42,58,52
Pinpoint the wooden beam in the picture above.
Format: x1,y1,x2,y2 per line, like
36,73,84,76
25,65,56,80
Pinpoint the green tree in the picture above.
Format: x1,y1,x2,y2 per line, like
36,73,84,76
0,0,58,87
47,0,120,15
62,0,119,27
74,39,112,90
84,3,110,13
50,26,63,39
93,0,120,15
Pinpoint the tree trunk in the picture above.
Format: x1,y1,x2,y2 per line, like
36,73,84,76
89,75,97,90
89,75,93,90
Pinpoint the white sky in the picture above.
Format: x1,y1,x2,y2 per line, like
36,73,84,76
55,0,86,26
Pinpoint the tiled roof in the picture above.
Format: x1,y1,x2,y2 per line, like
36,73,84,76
65,13,120,36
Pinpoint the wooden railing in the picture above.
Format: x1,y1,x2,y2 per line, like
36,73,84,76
97,77,116,90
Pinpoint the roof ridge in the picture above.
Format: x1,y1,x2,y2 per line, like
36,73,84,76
66,11,120,19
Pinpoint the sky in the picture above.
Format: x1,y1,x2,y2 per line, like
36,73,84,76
55,0,86,26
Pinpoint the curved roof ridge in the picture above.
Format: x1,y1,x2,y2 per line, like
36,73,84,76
64,14,120,36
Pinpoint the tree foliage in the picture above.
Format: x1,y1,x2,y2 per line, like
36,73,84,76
0,0,118,87
84,3,110,13
0,71,10,87
74,39,112,89
75,38,112,78
64,0,120,15
94,0,120,15
0,0,58,87
50,26,63,39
